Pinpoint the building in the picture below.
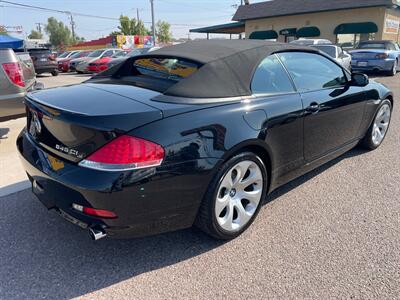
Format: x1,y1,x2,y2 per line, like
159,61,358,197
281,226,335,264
189,1,400,45
229,0,400,45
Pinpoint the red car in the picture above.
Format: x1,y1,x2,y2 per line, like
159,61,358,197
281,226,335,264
87,51,127,73
58,51,91,72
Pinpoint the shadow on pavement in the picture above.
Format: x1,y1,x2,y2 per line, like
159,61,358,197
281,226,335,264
0,128,9,139
0,189,223,299
0,147,368,299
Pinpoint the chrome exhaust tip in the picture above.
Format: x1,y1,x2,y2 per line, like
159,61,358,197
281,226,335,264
89,226,107,241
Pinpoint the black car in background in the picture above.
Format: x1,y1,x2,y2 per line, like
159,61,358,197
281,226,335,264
17,41,393,241
28,48,58,76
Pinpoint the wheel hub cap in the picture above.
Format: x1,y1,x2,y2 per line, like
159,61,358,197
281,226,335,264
372,104,391,145
215,160,264,232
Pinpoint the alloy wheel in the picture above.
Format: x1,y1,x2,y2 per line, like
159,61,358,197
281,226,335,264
372,103,391,145
215,160,263,232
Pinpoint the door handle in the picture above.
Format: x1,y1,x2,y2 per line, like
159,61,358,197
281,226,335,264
306,102,320,113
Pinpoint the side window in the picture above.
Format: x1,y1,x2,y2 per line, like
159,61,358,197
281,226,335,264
387,43,396,51
251,55,295,95
278,52,347,92
395,43,400,51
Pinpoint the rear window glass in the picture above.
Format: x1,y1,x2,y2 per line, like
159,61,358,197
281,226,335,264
88,50,104,57
358,43,386,50
133,57,200,81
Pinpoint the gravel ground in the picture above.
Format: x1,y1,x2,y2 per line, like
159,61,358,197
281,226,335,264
0,73,399,299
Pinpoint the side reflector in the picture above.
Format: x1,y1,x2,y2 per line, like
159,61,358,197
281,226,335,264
72,203,117,219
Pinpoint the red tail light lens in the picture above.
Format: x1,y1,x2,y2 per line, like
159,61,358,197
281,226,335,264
375,53,388,59
72,203,117,219
79,135,165,171
2,62,25,87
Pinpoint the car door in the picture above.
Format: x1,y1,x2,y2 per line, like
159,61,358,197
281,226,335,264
277,51,366,162
250,54,304,183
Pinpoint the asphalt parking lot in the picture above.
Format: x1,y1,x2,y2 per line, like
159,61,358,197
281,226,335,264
0,72,399,299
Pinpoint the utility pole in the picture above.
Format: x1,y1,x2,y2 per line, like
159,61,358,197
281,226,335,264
35,22,45,34
150,0,156,45
69,13,75,41
136,8,140,21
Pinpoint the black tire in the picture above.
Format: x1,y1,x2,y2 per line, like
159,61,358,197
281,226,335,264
77,70,83,74
360,99,392,150
195,152,268,240
387,59,397,76
51,70,59,76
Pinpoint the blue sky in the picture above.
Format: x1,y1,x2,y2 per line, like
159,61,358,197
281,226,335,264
0,0,264,40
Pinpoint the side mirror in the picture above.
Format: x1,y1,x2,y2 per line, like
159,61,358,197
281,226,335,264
351,73,369,87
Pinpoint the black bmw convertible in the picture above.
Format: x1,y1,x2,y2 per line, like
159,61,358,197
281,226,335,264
17,40,393,240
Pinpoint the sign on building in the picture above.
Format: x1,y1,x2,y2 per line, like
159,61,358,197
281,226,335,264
0,25,23,34
384,18,400,34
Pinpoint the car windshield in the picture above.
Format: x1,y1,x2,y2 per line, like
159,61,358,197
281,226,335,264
88,50,104,57
70,52,83,59
314,45,336,58
58,52,70,58
358,43,386,50
112,52,126,58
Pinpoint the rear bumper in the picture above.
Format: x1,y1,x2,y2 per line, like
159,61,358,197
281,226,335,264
0,82,41,121
35,65,57,74
17,130,219,238
351,59,395,72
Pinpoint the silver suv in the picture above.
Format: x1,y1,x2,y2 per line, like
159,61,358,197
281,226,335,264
0,49,43,122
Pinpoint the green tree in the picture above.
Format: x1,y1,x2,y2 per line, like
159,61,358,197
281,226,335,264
136,20,150,36
45,17,73,47
118,15,137,35
156,20,172,43
28,30,43,39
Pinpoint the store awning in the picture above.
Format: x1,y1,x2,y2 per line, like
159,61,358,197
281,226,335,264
334,22,378,34
296,26,320,38
279,28,297,36
0,34,24,49
190,22,245,34
249,30,278,40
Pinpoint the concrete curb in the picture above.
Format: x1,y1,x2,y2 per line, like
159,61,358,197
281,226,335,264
0,180,30,198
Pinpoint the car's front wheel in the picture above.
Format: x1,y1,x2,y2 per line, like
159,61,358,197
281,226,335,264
51,70,59,76
195,152,267,239
360,99,392,150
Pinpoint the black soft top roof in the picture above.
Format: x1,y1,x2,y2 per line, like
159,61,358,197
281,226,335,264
99,40,317,98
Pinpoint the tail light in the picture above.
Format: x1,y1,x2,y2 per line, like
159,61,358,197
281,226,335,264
72,203,117,219
375,53,388,59
2,62,25,87
79,135,165,171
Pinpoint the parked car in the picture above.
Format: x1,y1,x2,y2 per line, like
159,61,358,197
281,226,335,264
87,51,127,73
75,49,123,73
107,47,161,69
58,51,91,72
350,40,400,76
56,51,71,60
17,40,393,241
0,49,43,122
28,48,58,76
313,44,352,70
69,53,94,72
290,39,332,46
340,42,356,51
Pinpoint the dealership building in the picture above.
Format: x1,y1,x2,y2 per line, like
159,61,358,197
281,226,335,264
192,0,400,45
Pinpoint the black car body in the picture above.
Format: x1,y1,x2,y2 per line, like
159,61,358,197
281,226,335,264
17,41,393,240
28,48,58,76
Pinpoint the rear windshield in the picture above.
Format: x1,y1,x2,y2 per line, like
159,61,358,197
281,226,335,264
358,43,386,50
70,51,83,59
108,56,201,93
133,57,199,81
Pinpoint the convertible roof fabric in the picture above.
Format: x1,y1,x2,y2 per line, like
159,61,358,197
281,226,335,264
103,40,317,98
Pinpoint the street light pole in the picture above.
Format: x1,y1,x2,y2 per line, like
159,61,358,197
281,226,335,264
150,0,156,45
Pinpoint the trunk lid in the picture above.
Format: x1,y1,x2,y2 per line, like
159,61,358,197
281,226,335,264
25,84,163,162
349,49,389,59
